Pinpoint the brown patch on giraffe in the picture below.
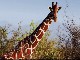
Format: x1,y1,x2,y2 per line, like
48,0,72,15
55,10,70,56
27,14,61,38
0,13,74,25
45,19,52,24
35,30,41,36
18,40,25,48
30,35,36,43
40,20,52,32
40,22,48,31
43,25,48,32
23,36,29,44
44,19,52,24
11,51,16,59
32,40,38,48
49,20,52,24
28,44,31,48
44,19,49,24
14,46,25,59
24,44,28,49
19,47,25,58
26,49,31,55
40,22,45,29
37,31,43,39
17,51,22,59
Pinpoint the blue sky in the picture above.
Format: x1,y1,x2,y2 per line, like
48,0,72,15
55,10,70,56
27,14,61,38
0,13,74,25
0,0,80,26
0,0,80,39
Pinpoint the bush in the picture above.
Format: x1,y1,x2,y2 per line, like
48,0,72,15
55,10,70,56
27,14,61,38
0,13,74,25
0,21,59,59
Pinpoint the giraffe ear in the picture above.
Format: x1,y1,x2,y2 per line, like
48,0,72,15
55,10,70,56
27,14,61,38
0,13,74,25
57,7,61,12
49,7,53,11
49,7,51,10
58,7,61,11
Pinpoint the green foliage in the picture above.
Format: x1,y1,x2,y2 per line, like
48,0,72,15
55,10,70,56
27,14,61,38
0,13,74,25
29,20,37,34
0,20,60,59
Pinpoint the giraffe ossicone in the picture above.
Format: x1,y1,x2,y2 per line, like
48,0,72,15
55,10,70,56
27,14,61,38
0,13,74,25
0,2,61,59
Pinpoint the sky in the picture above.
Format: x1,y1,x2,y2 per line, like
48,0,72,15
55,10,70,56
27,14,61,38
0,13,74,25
0,0,80,39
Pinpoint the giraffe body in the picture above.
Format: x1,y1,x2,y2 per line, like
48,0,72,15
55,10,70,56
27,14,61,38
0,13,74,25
0,2,61,59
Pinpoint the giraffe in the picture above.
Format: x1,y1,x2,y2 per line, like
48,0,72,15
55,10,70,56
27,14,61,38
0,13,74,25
0,2,61,59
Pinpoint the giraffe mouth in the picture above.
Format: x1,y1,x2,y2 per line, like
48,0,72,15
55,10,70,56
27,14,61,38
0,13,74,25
54,17,57,22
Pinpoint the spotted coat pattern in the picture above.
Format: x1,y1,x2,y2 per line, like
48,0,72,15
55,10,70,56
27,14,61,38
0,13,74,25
0,2,61,59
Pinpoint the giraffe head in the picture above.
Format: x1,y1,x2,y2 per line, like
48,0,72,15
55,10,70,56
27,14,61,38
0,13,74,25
49,2,61,22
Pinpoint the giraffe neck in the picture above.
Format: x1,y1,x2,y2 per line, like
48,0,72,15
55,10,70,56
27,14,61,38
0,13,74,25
30,12,54,42
1,12,54,59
